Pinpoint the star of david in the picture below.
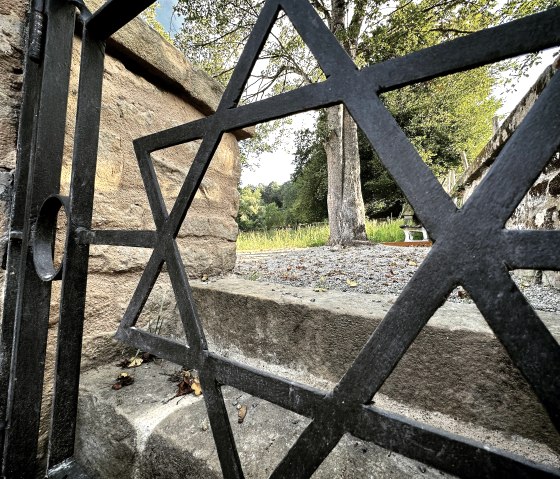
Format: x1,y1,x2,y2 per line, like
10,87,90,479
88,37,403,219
115,1,560,477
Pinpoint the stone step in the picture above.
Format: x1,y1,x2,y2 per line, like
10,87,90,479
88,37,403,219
74,278,560,477
76,361,452,478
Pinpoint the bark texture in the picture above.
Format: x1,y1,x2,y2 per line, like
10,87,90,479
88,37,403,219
324,0,367,245
325,104,367,245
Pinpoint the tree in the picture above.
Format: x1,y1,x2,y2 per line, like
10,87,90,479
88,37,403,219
174,0,555,244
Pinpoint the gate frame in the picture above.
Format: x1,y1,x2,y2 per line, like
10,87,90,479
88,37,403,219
0,0,559,478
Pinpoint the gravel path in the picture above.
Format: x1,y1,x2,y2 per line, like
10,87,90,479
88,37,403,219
234,244,560,312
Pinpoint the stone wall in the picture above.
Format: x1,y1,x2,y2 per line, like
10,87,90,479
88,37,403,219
0,0,247,346
453,60,560,288
0,0,26,279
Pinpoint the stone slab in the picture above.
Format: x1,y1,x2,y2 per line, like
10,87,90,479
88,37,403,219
189,278,560,451
76,361,456,479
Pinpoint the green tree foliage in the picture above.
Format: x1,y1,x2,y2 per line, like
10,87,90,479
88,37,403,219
142,2,173,43
173,0,557,231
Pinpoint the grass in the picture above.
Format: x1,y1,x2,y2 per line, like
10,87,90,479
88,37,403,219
237,219,405,251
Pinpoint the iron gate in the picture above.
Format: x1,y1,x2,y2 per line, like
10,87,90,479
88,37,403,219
0,0,559,477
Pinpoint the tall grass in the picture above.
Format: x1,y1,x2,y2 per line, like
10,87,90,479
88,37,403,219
365,219,405,243
237,219,405,251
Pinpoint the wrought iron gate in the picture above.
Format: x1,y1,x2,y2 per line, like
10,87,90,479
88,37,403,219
0,0,559,477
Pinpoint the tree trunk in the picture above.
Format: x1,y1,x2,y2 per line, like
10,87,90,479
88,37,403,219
324,0,367,246
324,104,367,245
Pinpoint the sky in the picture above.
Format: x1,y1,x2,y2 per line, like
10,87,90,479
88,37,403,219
152,2,558,187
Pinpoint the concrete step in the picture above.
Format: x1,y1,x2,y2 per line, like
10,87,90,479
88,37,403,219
74,278,560,477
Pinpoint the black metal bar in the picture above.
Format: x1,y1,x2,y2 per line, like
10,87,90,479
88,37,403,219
370,7,560,92
344,90,457,239
0,0,44,466
47,25,106,467
218,0,281,109
86,0,156,41
116,251,164,331
271,418,344,478
207,353,322,418
76,229,158,249
463,71,560,227
503,230,560,270
135,80,340,152
198,374,244,479
281,0,357,76
2,0,75,476
117,328,191,366
351,406,560,479
165,242,207,357
462,264,560,433
133,144,169,228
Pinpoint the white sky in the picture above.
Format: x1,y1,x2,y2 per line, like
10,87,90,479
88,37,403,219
155,3,558,187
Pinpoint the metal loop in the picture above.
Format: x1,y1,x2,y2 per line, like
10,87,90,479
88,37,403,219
32,194,71,282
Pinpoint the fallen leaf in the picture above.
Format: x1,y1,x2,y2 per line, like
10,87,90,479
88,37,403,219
192,378,202,396
176,379,194,397
112,372,134,390
346,279,358,287
407,261,417,266
238,405,248,424
141,352,155,363
128,356,143,368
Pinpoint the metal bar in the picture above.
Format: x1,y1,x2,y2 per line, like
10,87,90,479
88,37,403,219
116,251,164,330
86,0,156,41
133,145,169,228
2,0,75,476
165,241,207,357
344,91,457,239
116,328,191,366
281,0,356,76
370,7,560,92
503,230,560,270
334,246,457,402
135,80,340,152
198,374,244,479
351,406,560,479
271,419,344,478
76,229,158,249
463,72,560,227
208,353,322,418
0,0,45,466
218,0,281,109
462,264,560,432
47,26,106,467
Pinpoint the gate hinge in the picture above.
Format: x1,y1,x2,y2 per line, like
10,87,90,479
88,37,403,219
28,9,45,62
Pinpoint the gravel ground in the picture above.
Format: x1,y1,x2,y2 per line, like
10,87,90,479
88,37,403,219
234,244,560,312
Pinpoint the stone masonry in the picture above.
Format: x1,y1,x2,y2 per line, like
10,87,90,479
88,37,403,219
453,59,560,288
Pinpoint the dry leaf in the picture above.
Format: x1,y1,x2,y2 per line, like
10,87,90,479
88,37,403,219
192,378,202,396
112,372,134,390
346,279,358,287
407,261,417,266
127,356,143,368
238,405,248,424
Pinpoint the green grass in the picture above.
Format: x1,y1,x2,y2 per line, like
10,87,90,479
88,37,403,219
365,219,405,243
237,220,405,251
